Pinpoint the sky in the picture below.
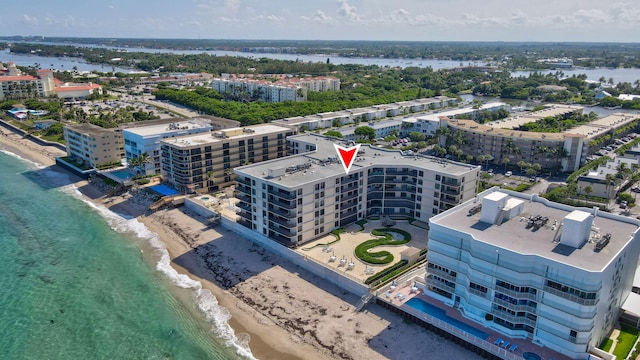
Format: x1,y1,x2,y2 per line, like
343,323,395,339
2,0,640,42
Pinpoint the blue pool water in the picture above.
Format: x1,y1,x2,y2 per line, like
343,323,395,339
110,170,133,179
523,352,541,360
149,184,180,196
405,298,490,340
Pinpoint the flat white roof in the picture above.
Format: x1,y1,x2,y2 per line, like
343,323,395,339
124,119,211,137
160,124,290,148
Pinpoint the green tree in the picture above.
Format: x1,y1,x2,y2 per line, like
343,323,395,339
354,126,376,140
408,131,426,142
324,130,344,138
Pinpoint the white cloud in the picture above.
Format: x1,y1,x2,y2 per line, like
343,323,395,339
217,17,237,22
253,14,286,22
300,9,332,23
337,0,359,21
510,9,528,24
22,14,38,25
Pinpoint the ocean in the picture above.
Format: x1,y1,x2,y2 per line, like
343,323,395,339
0,151,252,360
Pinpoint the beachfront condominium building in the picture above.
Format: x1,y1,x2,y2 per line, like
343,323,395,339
63,123,124,169
122,119,213,175
233,133,479,247
0,62,55,100
426,188,640,359
160,124,294,193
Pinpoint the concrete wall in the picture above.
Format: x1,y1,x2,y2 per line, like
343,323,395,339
220,216,369,297
0,119,67,152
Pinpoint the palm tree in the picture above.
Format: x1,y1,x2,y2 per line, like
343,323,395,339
605,173,616,199
502,157,510,171
517,160,527,173
135,152,151,175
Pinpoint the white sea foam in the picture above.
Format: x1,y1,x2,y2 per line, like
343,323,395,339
59,184,256,360
0,149,46,169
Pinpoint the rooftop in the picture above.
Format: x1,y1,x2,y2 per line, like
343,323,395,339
236,133,478,188
160,123,290,148
415,102,509,123
431,188,639,272
65,123,117,136
568,113,640,138
486,104,583,129
123,119,211,137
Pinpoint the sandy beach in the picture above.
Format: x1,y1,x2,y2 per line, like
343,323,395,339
0,124,477,360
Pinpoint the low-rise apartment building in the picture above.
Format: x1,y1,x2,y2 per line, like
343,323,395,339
233,134,479,246
160,124,294,192
427,188,640,359
63,123,124,169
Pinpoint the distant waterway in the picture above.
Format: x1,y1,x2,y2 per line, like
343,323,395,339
4,41,640,83
0,48,131,73
512,68,640,85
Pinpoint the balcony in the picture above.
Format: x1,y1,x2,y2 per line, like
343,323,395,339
269,197,296,210
441,187,461,196
368,175,385,184
543,286,598,306
427,268,457,283
340,208,358,219
268,206,295,218
237,208,252,219
491,309,537,328
268,188,296,200
235,192,251,202
426,275,456,292
268,223,295,237
341,176,358,184
492,298,537,314
235,184,251,194
238,177,251,185
439,195,460,205
340,192,358,202
468,288,488,299
269,216,296,228
495,285,538,301
238,217,252,229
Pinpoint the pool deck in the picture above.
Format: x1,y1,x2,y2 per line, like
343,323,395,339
376,282,572,360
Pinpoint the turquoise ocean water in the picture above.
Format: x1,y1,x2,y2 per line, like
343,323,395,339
0,151,252,360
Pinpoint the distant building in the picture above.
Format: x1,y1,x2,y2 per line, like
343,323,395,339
595,90,612,101
619,94,640,101
63,123,124,169
0,62,55,100
402,102,510,136
160,124,294,192
273,96,456,132
577,157,640,199
427,188,640,359
54,82,103,99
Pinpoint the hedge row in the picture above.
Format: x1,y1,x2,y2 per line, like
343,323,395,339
365,260,408,285
301,228,344,251
355,228,411,264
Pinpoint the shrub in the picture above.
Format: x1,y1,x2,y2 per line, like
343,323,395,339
355,219,367,231
355,228,411,264
364,260,408,285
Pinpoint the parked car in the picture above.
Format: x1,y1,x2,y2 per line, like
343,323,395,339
529,177,536,182
505,171,513,177
621,200,628,209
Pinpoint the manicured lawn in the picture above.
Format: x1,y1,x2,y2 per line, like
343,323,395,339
355,228,411,264
613,324,640,359
599,338,613,352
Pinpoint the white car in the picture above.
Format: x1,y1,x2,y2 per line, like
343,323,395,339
505,171,513,177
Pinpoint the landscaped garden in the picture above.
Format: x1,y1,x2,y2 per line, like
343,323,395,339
354,228,412,264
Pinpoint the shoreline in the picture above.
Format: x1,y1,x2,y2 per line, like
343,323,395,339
0,126,478,360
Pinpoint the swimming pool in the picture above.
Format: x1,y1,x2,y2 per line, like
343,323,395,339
201,197,210,201
110,170,133,179
522,352,541,360
149,184,180,196
405,298,490,340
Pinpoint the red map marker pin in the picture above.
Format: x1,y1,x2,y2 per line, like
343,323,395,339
334,143,361,175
